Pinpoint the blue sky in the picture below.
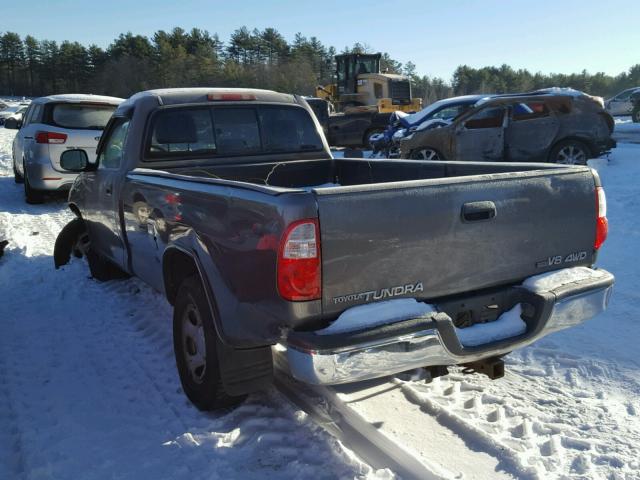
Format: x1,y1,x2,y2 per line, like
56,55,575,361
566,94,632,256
3,0,639,79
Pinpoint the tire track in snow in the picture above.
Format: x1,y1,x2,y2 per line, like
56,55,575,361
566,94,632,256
396,355,640,479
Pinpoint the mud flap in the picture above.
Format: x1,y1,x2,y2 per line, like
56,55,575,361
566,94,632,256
216,340,274,396
54,218,85,269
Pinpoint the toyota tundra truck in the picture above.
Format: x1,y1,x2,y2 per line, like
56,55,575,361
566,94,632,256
53,88,614,411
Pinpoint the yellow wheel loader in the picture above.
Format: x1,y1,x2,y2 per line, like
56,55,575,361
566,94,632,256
316,53,422,114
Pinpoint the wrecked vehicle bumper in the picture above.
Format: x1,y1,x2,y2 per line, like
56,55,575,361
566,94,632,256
285,267,614,385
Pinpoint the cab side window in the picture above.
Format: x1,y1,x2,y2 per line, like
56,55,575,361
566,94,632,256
464,107,505,129
98,118,130,169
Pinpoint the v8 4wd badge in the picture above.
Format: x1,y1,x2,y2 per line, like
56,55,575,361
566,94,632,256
536,251,587,268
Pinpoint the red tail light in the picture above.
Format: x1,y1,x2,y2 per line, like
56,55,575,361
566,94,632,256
35,131,67,144
594,186,608,250
277,219,321,301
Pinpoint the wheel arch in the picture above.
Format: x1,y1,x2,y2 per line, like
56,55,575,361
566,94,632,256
549,136,596,159
164,246,274,396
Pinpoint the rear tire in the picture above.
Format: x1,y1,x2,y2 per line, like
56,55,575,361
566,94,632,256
13,157,23,184
410,148,443,161
173,275,246,411
23,162,44,204
548,139,591,165
632,108,640,123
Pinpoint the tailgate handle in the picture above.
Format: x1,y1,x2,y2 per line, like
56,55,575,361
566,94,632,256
462,201,496,222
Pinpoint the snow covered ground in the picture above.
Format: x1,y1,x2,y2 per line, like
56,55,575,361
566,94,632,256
0,130,384,479
0,123,639,480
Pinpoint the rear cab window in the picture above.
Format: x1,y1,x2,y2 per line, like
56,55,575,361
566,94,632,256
146,104,323,161
45,103,117,130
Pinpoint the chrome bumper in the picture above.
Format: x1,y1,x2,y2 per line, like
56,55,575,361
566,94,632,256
285,268,614,385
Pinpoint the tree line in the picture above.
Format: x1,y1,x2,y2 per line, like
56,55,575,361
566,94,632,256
1,28,639,103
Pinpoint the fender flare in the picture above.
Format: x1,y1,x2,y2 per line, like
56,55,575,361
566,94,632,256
162,245,273,395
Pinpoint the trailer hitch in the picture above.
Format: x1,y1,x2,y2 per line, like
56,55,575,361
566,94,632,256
461,357,505,380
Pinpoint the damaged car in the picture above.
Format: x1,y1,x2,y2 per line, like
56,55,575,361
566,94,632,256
370,95,487,157
399,89,615,164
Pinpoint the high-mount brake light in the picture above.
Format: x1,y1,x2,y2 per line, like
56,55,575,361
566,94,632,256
207,93,257,101
35,131,67,144
594,186,608,250
277,219,321,301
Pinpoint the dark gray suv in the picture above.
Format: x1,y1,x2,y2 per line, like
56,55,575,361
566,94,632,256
400,90,615,164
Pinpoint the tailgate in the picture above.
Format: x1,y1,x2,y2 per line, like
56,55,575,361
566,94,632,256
316,168,598,316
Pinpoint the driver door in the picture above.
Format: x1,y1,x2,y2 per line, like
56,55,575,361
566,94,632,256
453,106,506,161
85,117,131,267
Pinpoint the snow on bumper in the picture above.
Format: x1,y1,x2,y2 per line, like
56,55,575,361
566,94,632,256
285,267,614,385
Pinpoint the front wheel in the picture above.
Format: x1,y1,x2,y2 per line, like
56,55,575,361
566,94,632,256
410,148,443,161
548,140,591,165
173,275,246,411
632,108,640,123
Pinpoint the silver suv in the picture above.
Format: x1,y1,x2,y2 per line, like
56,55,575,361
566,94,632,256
605,87,640,116
7,94,123,203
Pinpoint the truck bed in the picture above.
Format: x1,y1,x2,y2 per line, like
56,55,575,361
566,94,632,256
170,157,580,190
136,157,598,319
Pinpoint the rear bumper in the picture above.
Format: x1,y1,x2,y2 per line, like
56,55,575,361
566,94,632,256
286,268,614,385
25,161,78,191
595,138,616,155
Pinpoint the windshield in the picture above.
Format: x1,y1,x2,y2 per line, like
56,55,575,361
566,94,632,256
50,103,116,130
402,97,481,126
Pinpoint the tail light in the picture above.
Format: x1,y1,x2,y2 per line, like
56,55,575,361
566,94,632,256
35,131,67,144
277,219,321,301
594,186,608,250
207,93,256,101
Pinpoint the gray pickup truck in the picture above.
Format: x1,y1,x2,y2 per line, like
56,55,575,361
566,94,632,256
54,88,614,411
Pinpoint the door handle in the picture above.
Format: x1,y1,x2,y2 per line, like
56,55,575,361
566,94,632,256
461,201,496,222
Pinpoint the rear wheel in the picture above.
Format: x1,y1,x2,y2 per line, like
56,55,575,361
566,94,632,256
632,108,640,123
23,161,44,204
410,148,443,161
13,157,23,184
548,140,590,165
173,275,246,411
363,127,384,148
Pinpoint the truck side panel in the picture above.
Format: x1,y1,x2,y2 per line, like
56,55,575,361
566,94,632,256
120,174,323,347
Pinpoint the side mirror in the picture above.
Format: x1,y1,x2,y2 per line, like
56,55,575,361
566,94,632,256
3,117,21,129
60,149,90,172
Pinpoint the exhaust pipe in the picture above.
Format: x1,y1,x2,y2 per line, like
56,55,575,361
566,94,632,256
461,357,505,380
